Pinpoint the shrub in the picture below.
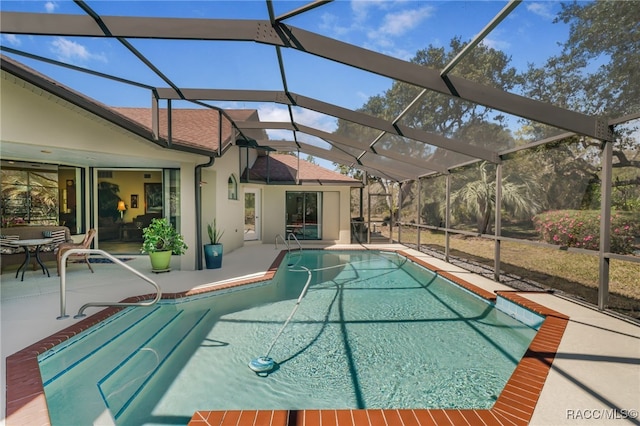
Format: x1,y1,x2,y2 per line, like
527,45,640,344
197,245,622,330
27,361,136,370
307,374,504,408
532,210,638,254
141,218,188,255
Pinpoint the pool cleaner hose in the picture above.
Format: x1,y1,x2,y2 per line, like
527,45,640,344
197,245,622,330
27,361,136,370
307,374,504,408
248,266,312,375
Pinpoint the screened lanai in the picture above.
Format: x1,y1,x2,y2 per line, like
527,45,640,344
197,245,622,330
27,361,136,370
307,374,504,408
1,0,638,318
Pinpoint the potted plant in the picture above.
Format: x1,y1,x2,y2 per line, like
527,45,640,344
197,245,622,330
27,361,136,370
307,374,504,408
141,217,188,272
204,219,224,269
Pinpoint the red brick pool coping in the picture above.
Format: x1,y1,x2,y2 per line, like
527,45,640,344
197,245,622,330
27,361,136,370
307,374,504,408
5,249,568,426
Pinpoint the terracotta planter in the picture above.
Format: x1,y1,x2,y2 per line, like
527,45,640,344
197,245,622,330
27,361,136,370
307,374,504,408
149,250,172,272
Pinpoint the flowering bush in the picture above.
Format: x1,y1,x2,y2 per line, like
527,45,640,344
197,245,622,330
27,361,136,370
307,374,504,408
533,210,638,254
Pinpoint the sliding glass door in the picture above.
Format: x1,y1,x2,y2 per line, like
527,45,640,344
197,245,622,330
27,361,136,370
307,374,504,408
285,191,321,240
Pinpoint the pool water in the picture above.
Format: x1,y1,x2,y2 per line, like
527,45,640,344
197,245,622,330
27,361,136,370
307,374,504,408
39,250,538,425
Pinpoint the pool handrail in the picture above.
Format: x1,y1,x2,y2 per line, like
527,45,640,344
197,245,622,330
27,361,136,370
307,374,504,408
287,232,302,251
275,232,302,252
58,248,162,320
274,233,286,250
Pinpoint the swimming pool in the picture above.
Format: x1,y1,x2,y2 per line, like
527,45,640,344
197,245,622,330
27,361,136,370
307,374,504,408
38,250,541,425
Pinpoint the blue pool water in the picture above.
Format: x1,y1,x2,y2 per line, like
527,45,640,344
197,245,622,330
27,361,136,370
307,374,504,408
39,250,539,425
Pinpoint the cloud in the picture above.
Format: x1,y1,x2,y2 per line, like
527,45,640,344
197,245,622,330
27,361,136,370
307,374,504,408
265,128,294,141
256,105,293,141
297,134,332,150
482,37,511,51
319,2,437,62
258,104,337,134
377,6,434,37
319,12,350,37
363,5,434,59
1,34,21,46
293,107,338,133
256,104,338,143
258,104,290,122
526,2,555,20
49,37,107,63
319,1,434,62
351,0,390,24
44,2,58,13
481,26,511,51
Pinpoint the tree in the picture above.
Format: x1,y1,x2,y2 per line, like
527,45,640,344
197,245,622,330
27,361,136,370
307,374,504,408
335,37,520,166
334,38,521,222
519,0,640,211
335,3,639,225
449,162,543,234
334,163,365,181
522,1,638,121
557,0,640,117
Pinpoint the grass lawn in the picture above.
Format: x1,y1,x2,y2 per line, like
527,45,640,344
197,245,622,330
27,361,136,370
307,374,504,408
387,227,640,319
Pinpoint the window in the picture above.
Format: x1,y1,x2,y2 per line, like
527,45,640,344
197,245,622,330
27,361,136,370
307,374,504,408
286,191,322,239
1,161,85,234
228,175,238,200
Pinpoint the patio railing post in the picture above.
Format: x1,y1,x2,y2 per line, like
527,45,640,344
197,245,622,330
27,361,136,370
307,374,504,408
57,260,69,319
494,163,502,282
366,173,371,244
398,182,403,244
598,139,613,310
445,174,451,262
417,177,421,250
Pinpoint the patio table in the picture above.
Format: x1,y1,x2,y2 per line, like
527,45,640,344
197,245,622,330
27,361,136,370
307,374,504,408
10,238,54,281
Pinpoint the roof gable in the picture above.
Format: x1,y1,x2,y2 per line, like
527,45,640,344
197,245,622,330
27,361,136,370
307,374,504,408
246,153,361,186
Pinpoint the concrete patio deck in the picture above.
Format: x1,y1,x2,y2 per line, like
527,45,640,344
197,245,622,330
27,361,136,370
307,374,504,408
1,242,638,425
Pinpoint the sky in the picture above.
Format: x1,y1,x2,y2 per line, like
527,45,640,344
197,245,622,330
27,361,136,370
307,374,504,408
1,0,575,167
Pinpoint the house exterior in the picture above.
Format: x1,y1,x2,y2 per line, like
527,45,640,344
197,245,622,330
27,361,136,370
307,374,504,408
0,56,361,271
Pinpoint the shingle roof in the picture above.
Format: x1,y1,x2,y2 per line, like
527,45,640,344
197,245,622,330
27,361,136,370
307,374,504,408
113,108,360,186
111,107,260,152
246,153,361,186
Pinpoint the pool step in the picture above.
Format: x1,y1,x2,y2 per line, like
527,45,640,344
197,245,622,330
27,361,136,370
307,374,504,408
98,308,211,420
39,306,164,385
39,306,209,426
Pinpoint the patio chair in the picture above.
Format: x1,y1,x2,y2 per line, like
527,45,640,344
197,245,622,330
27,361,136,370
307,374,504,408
56,229,97,275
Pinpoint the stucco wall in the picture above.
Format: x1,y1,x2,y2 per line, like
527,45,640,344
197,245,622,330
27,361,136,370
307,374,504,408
179,163,198,270
1,73,197,166
259,185,352,245
200,148,245,256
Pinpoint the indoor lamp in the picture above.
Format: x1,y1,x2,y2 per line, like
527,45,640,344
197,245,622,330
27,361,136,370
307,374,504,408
117,200,126,219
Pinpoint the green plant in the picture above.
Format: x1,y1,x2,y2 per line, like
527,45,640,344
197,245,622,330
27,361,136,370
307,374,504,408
141,217,188,255
207,219,224,245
